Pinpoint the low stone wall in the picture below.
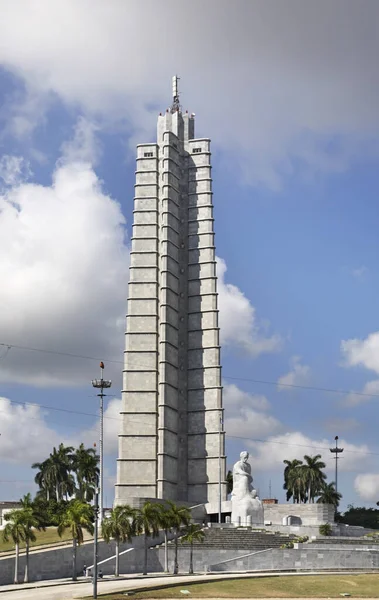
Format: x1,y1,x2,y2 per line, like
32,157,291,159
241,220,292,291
0,531,170,586
263,503,335,526
208,546,379,572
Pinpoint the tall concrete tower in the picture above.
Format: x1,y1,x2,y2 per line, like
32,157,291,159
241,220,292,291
115,78,226,508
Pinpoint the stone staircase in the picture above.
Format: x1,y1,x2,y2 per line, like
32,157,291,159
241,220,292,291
179,527,296,551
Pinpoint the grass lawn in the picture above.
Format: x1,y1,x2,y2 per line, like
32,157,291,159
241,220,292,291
0,527,92,553
97,574,379,599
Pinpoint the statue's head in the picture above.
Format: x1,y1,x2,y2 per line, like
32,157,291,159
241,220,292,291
240,451,249,463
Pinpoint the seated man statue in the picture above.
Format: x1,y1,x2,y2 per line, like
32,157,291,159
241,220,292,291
231,451,264,525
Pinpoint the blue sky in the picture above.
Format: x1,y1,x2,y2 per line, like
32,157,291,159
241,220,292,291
1,0,379,510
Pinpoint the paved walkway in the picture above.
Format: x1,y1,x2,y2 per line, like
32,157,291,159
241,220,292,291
1,571,378,600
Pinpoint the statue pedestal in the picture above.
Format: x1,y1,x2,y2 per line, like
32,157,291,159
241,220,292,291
231,494,264,526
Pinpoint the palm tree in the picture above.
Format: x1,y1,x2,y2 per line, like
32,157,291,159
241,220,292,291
133,502,161,576
226,470,233,495
2,509,26,584
156,503,173,573
317,482,342,508
288,464,307,504
181,524,205,574
57,500,94,581
32,459,54,501
72,443,99,502
32,444,74,502
283,459,303,502
18,494,46,583
302,454,327,503
101,505,135,577
165,501,191,575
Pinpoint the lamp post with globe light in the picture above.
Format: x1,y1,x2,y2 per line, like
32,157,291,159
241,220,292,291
92,362,111,525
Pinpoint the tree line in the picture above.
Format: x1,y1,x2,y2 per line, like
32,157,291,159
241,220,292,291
3,444,204,584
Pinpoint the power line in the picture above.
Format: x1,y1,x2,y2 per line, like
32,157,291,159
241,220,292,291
1,341,377,400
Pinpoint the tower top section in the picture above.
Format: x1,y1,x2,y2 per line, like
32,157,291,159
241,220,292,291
171,75,181,113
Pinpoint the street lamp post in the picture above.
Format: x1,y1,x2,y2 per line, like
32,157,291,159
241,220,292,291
218,414,223,524
93,485,99,599
330,435,344,497
92,362,111,525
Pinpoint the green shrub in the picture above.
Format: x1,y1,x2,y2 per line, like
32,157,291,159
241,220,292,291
319,523,332,536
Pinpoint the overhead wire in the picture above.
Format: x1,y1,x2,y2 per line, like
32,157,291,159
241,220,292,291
1,341,376,399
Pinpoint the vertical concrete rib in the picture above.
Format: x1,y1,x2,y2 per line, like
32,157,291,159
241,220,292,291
115,143,159,506
186,138,226,504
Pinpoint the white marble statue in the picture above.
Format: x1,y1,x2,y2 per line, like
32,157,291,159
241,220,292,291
231,451,264,525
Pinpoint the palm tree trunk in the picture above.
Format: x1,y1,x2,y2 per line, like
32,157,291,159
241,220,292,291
14,542,19,584
72,538,77,581
189,542,193,574
174,530,178,575
308,483,312,504
143,534,148,576
115,539,119,577
24,540,29,583
164,529,169,573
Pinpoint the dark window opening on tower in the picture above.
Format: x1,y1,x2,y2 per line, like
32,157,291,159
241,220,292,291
144,152,154,157
193,148,202,153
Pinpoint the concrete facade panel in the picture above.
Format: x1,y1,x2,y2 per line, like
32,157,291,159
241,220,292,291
131,238,158,253
133,211,158,225
128,282,158,298
124,352,157,370
118,437,157,459
121,392,157,412
127,298,158,315
125,333,157,351
188,387,222,410
129,267,158,282
124,371,157,391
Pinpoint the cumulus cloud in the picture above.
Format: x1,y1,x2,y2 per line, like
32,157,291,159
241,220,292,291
0,155,31,186
344,379,379,407
277,356,311,390
341,331,379,375
217,258,281,356
354,474,379,502
0,155,129,386
1,1,379,187
78,398,121,455
247,432,371,474
60,117,102,166
224,383,270,412
0,397,60,464
223,383,281,441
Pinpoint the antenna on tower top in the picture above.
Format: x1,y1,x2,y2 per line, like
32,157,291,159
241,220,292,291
171,75,181,113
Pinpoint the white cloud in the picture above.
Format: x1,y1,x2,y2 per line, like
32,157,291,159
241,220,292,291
217,258,281,356
78,398,121,455
0,397,59,464
277,356,311,390
1,1,379,186
354,474,379,502
341,331,379,375
223,383,281,441
60,117,101,166
345,379,379,407
0,155,31,186
0,152,129,386
247,432,371,474
224,383,270,412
